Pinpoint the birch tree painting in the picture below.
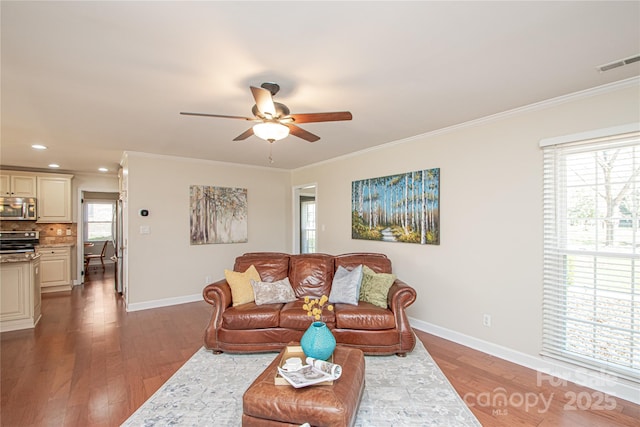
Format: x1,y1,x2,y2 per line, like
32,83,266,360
190,185,248,244
352,169,440,245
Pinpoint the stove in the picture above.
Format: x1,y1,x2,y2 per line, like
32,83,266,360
0,231,40,254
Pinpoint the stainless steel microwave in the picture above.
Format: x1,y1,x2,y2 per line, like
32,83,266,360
0,197,37,220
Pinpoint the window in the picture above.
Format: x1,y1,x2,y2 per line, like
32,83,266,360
84,200,115,242
300,197,316,253
541,126,640,382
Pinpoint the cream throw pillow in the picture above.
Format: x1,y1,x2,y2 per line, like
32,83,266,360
225,265,261,306
250,277,296,305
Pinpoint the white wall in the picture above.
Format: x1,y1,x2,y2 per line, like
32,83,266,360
71,172,119,222
291,80,640,359
124,153,292,307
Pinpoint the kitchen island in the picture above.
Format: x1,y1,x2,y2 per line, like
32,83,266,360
0,252,41,332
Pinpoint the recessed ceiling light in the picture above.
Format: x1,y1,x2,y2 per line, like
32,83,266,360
98,167,109,172
31,144,47,150
48,163,60,168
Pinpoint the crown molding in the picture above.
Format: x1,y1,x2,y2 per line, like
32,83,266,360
295,76,640,172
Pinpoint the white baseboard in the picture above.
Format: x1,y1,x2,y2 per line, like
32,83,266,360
410,317,640,405
126,293,202,312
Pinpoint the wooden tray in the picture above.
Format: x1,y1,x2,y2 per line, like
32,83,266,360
274,345,334,386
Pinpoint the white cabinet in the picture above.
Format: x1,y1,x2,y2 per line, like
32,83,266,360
0,173,37,197
0,175,8,196
37,175,73,223
1,170,73,222
0,258,41,332
39,247,71,292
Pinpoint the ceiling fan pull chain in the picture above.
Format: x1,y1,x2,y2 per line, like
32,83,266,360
269,143,274,164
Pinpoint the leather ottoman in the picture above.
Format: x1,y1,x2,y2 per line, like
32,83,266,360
242,346,365,427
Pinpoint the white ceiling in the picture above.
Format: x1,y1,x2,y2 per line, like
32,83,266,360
1,1,639,174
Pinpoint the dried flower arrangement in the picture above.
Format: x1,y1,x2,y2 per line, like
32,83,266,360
303,295,334,320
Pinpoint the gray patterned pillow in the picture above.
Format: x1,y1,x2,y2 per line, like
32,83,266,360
329,264,363,305
250,277,296,305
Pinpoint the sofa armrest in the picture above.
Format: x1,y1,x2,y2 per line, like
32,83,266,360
202,279,232,350
387,279,417,311
387,278,417,353
203,278,232,309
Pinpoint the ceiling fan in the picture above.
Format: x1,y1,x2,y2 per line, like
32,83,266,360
180,83,352,143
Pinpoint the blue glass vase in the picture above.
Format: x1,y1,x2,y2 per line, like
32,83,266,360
300,321,336,361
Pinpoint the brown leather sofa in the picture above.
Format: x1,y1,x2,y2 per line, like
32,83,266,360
203,252,417,356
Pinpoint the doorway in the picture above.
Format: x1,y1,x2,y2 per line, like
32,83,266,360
78,191,119,285
293,184,317,254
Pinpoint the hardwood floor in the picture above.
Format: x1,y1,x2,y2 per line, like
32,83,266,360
1,267,638,426
416,330,640,426
1,266,211,426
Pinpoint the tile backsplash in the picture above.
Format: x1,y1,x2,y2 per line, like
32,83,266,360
0,221,77,245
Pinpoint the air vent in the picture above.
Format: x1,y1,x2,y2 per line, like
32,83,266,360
597,54,640,72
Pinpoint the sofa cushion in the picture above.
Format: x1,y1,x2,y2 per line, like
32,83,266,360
359,265,396,308
225,265,261,306
234,252,290,282
222,302,281,330
334,302,395,330
251,277,296,305
335,253,392,274
329,265,363,305
280,300,336,330
288,254,334,298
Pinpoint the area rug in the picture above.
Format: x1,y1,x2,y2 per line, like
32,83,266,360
122,339,480,426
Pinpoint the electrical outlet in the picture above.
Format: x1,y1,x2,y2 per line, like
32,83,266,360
483,314,492,327
56,229,62,236
66,229,72,236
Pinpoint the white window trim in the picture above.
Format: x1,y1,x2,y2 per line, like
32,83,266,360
83,199,116,242
539,123,640,148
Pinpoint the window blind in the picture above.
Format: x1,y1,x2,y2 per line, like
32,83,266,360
541,129,640,383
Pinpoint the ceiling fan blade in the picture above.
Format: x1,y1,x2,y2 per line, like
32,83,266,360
250,86,276,117
180,112,254,120
233,127,255,141
286,124,320,142
289,111,352,124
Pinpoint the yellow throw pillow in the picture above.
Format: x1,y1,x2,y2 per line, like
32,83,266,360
225,265,261,306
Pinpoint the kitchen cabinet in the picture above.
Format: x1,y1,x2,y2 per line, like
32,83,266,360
37,174,73,223
39,246,72,292
0,257,41,332
0,173,37,197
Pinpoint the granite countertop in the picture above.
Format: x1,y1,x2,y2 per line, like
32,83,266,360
37,243,75,248
0,252,41,263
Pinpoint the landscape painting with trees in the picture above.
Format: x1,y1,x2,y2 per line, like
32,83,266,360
352,169,440,245
190,185,247,245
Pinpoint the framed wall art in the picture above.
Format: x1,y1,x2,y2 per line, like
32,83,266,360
190,185,248,244
352,168,439,245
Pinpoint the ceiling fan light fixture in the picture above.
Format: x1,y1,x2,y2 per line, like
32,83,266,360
253,122,289,142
